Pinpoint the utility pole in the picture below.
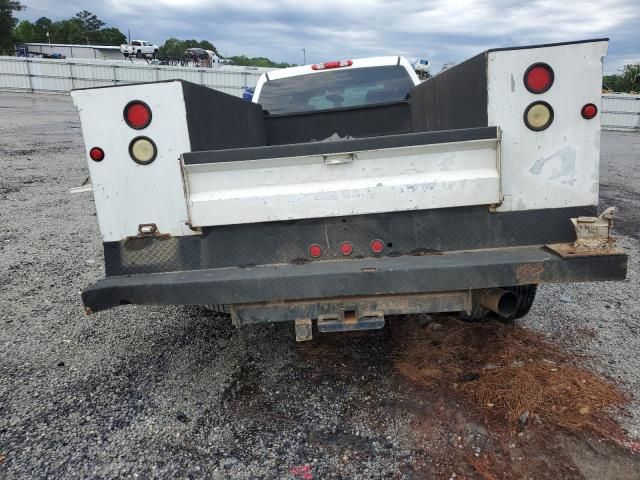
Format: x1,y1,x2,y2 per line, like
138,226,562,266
302,48,306,65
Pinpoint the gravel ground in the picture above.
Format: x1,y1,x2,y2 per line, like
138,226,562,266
1,92,639,479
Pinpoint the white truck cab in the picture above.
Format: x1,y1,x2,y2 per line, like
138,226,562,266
72,39,626,340
120,40,159,59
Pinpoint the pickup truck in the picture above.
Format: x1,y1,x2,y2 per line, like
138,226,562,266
120,40,159,58
72,39,627,341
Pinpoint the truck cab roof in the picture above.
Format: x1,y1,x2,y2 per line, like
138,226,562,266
253,56,419,103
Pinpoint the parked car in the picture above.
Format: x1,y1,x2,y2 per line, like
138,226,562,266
120,40,159,59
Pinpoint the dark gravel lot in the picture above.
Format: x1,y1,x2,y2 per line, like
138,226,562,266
1,92,639,479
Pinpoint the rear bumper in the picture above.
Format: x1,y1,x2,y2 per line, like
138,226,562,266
82,244,627,313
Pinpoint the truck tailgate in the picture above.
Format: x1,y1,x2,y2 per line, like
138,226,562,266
181,127,501,227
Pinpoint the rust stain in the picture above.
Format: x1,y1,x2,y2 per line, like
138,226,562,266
546,242,624,258
516,263,545,284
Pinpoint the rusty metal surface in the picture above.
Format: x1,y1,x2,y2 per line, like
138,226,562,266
125,223,171,241
82,245,628,313
294,318,313,342
232,291,471,325
546,242,626,258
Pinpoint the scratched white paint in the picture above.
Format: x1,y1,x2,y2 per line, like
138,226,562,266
72,81,197,242
183,138,500,227
487,41,607,211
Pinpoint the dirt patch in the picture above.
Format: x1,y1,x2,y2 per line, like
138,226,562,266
391,316,639,478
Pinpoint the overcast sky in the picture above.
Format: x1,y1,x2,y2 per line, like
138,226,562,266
17,0,639,73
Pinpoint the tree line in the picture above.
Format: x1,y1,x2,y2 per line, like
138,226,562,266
5,2,636,81
1,1,293,67
603,65,640,94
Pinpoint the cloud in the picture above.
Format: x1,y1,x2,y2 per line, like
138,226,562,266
18,0,639,73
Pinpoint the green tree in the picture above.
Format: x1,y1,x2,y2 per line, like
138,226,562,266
74,10,104,43
159,38,220,58
158,37,184,57
33,16,53,43
619,64,640,93
13,19,35,42
0,0,24,51
603,64,640,93
95,27,126,46
53,18,85,45
199,40,218,55
229,54,293,68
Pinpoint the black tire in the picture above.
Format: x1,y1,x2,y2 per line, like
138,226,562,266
459,284,538,322
153,49,158,59
136,50,142,58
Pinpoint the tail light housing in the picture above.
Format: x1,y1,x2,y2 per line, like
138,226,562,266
524,101,554,131
311,60,353,70
581,103,598,119
124,100,152,129
339,242,353,256
129,137,157,165
370,239,385,254
523,63,554,94
308,244,322,258
89,147,104,162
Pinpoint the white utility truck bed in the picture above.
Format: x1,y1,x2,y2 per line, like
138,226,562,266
72,39,626,340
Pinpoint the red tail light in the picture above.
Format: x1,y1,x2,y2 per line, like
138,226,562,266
311,60,353,70
124,101,152,129
370,239,385,254
89,147,104,162
309,244,322,258
581,103,598,119
339,242,353,256
524,63,554,94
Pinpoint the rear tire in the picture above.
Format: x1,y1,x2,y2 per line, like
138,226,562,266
460,285,538,322
153,49,159,59
136,50,142,58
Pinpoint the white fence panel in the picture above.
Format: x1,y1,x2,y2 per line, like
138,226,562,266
0,56,270,97
0,58,29,89
601,94,640,131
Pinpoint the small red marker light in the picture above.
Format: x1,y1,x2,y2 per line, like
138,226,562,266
309,244,322,258
340,242,353,256
89,147,104,162
370,239,385,254
124,100,152,129
524,63,554,94
581,103,598,119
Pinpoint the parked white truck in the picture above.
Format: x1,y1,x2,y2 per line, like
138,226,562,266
72,39,626,340
120,40,159,58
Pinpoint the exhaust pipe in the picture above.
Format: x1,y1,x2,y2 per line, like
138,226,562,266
478,288,518,317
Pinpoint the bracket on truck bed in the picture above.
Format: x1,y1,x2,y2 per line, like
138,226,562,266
546,207,623,258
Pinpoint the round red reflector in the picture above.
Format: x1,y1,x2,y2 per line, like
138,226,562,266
370,239,385,254
524,63,554,94
89,147,104,162
124,101,152,129
581,103,598,119
309,244,322,258
340,242,353,256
